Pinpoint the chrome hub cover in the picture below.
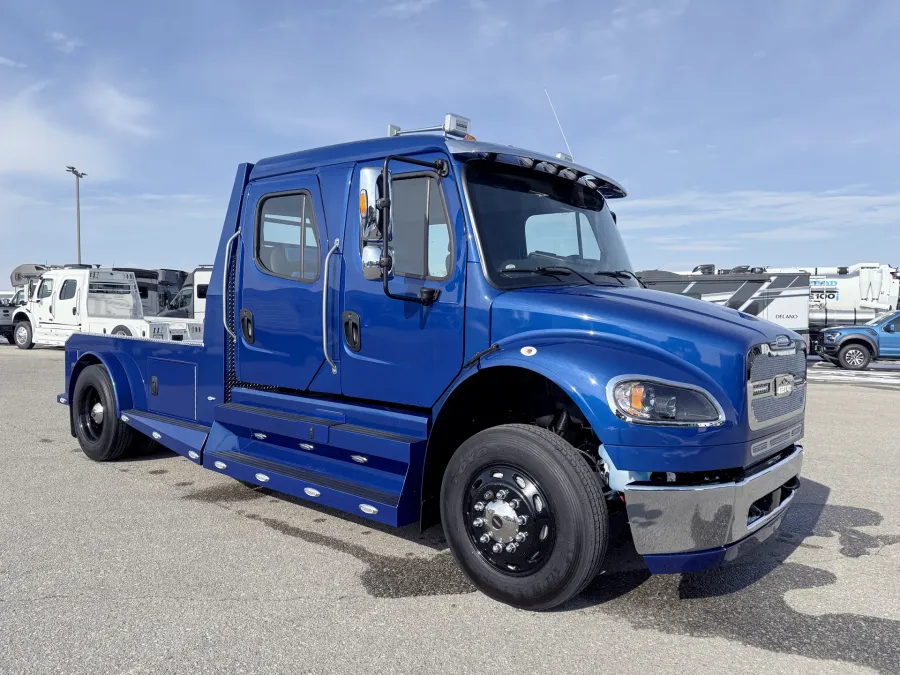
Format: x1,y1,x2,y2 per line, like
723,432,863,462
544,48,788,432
483,500,519,544
90,402,104,425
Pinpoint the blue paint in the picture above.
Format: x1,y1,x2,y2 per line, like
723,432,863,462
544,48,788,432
817,310,900,361
60,131,805,578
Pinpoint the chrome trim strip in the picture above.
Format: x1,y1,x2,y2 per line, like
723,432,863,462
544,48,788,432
605,374,726,428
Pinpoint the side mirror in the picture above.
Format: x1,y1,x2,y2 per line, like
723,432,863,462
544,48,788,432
885,324,895,333
362,244,393,281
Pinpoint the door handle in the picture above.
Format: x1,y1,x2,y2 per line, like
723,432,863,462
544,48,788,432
222,229,242,341
240,308,255,344
322,239,340,374
342,311,361,352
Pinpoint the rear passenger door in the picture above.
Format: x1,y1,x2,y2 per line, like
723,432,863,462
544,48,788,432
235,174,329,391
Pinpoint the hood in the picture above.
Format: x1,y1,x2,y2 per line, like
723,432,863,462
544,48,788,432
491,285,798,379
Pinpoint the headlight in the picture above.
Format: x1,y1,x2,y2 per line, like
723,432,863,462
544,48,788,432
824,333,838,343
608,378,724,426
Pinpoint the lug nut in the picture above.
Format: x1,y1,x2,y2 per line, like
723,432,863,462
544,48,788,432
484,491,494,500
492,543,503,554
474,501,485,512
505,543,518,553
517,515,528,526
479,534,491,544
510,498,521,509
472,518,484,528
496,489,508,499
515,532,527,542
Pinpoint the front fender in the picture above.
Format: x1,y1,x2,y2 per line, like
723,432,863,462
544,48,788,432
837,332,879,357
12,308,33,326
476,330,745,448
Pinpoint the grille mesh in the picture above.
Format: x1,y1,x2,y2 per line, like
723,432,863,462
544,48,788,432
750,351,806,382
752,388,805,423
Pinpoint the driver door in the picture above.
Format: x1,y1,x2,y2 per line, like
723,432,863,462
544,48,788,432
52,278,81,328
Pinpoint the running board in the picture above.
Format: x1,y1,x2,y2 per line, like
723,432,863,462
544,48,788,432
119,409,209,463
206,400,430,526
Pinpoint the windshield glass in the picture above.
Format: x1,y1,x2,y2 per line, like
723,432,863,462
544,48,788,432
865,312,896,326
87,282,143,319
466,162,634,289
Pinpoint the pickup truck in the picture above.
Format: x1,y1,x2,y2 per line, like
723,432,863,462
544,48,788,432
58,115,806,610
817,310,900,369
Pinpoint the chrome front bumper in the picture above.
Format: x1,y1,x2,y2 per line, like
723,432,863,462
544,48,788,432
624,444,803,556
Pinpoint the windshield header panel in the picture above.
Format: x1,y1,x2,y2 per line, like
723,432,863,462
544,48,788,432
465,161,635,290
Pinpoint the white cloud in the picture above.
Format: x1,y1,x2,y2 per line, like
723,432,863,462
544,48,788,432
616,188,900,233
83,81,154,137
48,31,85,54
0,56,26,69
380,0,440,17
0,83,119,180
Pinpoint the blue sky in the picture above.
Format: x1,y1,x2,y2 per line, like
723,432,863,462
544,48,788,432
1,0,899,287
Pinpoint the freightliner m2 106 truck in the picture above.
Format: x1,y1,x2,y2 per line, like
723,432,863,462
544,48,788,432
58,115,805,610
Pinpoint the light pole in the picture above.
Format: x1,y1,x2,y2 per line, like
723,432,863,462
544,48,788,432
65,166,87,264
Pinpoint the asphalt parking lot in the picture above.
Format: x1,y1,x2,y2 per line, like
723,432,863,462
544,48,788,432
1,347,898,675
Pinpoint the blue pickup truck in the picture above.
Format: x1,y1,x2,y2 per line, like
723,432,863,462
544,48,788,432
817,310,900,369
58,115,805,610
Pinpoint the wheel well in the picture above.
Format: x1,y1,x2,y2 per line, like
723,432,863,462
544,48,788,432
420,366,602,529
12,312,30,326
840,338,875,356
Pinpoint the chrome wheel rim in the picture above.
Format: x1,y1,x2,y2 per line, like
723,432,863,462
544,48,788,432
845,349,865,367
14,325,27,345
465,465,555,575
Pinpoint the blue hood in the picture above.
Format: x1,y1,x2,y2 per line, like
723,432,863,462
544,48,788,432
490,285,799,410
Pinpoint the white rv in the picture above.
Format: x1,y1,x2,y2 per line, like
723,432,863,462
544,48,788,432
11,267,203,349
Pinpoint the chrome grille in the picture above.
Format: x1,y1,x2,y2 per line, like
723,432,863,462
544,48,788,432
747,340,807,430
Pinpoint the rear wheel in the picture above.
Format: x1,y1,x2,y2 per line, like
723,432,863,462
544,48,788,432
839,344,871,370
14,321,33,350
72,365,134,461
440,424,607,610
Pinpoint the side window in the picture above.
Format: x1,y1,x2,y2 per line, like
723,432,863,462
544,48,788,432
181,287,193,308
196,284,208,299
38,279,54,299
390,175,451,280
257,192,320,282
59,279,77,300
887,317,900,331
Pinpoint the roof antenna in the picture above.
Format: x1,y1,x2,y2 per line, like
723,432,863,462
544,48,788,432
544,88,574,162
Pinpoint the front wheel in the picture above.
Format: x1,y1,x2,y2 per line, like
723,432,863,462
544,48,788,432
72,365,135,461
14,321,34,350
440,424,607,610
839,344,871,370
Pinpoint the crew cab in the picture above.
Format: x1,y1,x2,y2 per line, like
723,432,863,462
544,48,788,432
817,310,900,369
58,115,805,610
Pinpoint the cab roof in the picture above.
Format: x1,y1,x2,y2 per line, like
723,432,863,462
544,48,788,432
250,135,626,199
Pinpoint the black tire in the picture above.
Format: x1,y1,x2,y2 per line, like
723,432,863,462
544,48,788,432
0,330,13,345
111,325,132,337
838,343,871,370
440,424,607,610
14,321,34,350
72,365,134,461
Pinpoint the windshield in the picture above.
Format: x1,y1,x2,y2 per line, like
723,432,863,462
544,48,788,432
466,162,634,289
87,282,143,319
865,312,897,326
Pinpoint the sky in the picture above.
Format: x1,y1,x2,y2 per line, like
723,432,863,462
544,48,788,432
1,0,899,287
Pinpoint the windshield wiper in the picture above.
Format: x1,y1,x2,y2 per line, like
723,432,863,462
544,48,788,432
593,270,645,288
500,266,596,285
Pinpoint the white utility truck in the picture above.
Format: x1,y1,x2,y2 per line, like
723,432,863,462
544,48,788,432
157,266,212,321
11,267,203,349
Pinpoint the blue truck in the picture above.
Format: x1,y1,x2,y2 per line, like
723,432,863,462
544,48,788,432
58,115,806,610
817,309,900,369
